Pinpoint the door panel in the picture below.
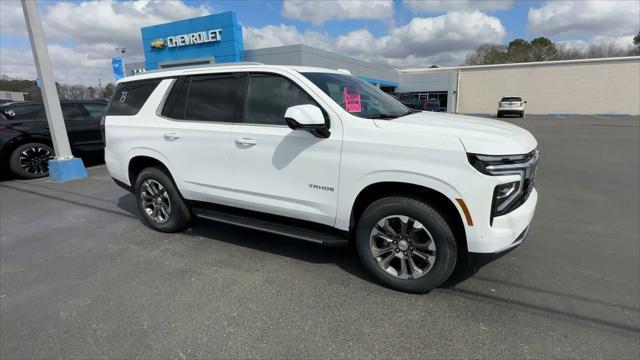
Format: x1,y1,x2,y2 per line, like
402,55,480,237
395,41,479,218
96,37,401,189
230,73,342,225
231,124,341,225
156,75,238,203
62,103,101,151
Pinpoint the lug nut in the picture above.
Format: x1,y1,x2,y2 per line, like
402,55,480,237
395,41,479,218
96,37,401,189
395,248,399,253
403,251,408,256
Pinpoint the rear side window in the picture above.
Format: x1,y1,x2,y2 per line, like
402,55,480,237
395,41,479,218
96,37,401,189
106,79,160,116
1,104,46,121
161,77,189,119
61,103,85,121
244,74,316,126
82,103,107,121
162,74,238,122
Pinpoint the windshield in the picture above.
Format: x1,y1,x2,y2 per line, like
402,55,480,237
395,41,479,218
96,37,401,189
301,72,414,119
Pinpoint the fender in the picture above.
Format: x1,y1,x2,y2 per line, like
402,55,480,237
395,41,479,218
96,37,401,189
335,170,470,231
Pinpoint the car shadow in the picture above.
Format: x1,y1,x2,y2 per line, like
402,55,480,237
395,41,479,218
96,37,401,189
116,193,375,284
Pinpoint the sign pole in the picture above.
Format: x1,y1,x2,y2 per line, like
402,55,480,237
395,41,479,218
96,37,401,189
21,0,87,181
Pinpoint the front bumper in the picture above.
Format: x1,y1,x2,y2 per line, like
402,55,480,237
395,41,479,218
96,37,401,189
467,225,530,270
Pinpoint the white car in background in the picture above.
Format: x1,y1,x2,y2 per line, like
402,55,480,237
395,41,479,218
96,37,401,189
497,96,526,118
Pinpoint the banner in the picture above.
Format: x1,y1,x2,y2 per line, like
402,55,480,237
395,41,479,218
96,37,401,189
112,57,124,80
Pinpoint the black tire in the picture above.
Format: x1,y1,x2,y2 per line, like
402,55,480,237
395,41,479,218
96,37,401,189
520,111,525,118
9,142,54,179
134,166,191,232
496,111,502,118
355,196,457,293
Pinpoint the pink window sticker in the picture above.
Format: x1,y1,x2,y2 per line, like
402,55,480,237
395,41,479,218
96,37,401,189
344,87,361,112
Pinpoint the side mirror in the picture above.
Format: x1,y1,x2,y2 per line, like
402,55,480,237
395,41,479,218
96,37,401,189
524,101,528,104
284,104,330,138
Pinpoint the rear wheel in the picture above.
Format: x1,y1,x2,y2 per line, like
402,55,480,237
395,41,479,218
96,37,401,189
496,111,503,118
355,196,457,293
134,167,191,232
9,142,55,179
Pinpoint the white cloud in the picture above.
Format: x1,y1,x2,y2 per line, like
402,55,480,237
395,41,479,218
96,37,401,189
282,0,393,25
244,11,505,68
0,0,25,37
243,25,333,51
528,0,640,38
403,0,513,13
558,35,637,52
336,11,505,59
0,0,212,85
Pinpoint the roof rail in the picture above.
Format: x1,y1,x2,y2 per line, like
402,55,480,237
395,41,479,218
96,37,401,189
135,62,264,75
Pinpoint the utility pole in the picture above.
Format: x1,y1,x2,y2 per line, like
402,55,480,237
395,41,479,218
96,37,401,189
98,78,103,99
21,0,87,181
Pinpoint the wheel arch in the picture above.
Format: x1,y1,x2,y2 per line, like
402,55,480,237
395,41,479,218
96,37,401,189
348,181,468,256
128,155,173,189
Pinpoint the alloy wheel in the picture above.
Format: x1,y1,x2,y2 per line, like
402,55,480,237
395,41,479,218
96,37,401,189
140,179,172,224
18,146,53,176
369,215,436,280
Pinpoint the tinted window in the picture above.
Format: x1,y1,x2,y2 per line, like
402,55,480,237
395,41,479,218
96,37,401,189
82,103,107,121
2,104,45,121
184,75,237,122
244,74,316,125
61,103,85,121
161,77,189,120
106,79,160,116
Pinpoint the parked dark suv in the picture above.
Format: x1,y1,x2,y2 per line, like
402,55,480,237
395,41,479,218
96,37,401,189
0,100,107,178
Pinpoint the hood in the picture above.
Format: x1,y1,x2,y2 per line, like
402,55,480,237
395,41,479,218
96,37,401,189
374,112,537,155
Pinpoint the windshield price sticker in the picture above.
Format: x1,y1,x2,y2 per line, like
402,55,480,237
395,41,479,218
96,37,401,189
344,88,362,112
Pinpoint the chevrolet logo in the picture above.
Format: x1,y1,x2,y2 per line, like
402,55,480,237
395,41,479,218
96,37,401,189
150,38,166,49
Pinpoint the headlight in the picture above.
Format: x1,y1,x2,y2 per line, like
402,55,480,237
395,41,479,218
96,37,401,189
468,150,539,222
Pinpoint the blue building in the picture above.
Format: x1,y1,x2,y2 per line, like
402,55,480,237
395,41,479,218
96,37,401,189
141,12,243,70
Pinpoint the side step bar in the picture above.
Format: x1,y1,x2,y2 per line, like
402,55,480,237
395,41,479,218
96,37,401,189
192,207,349,247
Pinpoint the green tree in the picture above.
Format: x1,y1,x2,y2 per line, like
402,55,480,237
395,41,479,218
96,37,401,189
464,44,507,65
529,37,559,61
633,32,640,47
102,83,115,99
506,38,532,63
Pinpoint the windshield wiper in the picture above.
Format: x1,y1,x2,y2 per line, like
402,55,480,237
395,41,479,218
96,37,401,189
361,114,400,119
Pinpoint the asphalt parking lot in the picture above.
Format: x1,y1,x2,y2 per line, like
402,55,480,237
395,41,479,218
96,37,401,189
1,115,638,359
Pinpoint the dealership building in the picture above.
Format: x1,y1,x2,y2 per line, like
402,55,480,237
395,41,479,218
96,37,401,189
129,12,640,115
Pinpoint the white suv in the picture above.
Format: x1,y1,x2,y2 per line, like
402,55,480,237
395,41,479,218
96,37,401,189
497,96,526,118
103,64,538,293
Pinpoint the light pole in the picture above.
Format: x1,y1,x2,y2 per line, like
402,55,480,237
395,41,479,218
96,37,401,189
116,47,127,77
21,0,87,181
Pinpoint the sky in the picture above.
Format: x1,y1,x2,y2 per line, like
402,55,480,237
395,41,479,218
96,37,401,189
1,0,639,86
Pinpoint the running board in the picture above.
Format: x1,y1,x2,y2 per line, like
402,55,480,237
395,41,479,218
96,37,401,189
192,207,349,247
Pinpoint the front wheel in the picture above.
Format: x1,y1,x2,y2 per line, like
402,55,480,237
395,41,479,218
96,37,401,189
134,167,191,232
9,142,55,179
355,197,457,293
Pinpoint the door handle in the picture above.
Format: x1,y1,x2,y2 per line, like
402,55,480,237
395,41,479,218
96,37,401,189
163,133,180,141
235,137,257,146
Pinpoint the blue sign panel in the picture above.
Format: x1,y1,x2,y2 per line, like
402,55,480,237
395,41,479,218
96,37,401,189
141,12,243,71
111,57,124,80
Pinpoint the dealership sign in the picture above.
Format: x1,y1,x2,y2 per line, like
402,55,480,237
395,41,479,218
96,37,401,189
151,29,222,49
